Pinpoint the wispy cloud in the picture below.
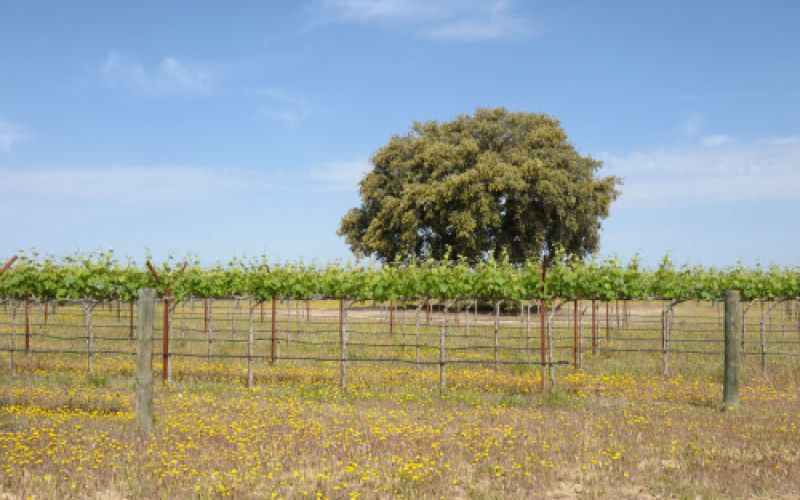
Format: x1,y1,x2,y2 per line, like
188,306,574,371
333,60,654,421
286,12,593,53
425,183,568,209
678,113,704,139
256,89,311,126
599,137,800,206
0,119,27,151
306,0,536,42
678,113,736,147
0,159,370,212
307,159,370,190
699,134,735,147
0,166,272,208
100,51,217,94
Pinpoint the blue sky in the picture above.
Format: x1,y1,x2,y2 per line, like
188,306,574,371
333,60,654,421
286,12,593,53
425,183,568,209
1,1,798,267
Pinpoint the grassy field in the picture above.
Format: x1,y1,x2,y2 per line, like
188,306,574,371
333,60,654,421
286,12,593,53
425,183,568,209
0,300,799,498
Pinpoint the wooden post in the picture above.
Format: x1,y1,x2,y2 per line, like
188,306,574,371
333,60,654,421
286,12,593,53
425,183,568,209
135,289,155,434
439,300,447,395
44,302,49,326
605,302,610,341
270,297,277,363
723,290,741,411
339,299,348,390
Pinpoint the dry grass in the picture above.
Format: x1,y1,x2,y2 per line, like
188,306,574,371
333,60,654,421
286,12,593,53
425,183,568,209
0,300,798,498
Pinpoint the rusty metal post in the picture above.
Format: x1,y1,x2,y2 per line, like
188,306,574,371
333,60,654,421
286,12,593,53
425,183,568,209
44,302,48,326
204,299,209,332
0,255,18,274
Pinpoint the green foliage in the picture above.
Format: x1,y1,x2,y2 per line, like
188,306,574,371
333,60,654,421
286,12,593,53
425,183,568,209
1,250,798,302
338,107,620,263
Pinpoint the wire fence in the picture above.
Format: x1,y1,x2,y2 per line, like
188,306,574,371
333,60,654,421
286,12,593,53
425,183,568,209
1,297,799,391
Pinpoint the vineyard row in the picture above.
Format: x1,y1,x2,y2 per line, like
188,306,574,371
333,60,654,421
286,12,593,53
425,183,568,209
1,252,799,302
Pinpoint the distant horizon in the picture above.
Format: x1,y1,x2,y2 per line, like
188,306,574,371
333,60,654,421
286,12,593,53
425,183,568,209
2,2,798,267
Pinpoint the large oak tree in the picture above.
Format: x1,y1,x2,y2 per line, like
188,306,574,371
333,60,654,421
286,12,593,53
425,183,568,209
339,108,620,264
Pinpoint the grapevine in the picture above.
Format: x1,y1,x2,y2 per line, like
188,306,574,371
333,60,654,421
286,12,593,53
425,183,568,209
0,250,798,302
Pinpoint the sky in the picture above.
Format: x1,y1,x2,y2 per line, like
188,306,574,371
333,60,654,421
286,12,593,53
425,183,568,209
1,1,798,268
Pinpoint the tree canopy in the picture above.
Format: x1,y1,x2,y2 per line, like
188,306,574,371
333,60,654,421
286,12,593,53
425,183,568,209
338,107,621,264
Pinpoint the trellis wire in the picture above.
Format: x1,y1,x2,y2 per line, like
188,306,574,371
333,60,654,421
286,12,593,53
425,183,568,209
1,297,799,391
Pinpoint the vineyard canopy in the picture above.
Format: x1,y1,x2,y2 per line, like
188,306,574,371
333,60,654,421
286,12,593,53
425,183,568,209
1,252,797,302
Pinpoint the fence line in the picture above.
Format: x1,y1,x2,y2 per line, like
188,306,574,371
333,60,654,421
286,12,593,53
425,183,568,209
1,297,799,392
